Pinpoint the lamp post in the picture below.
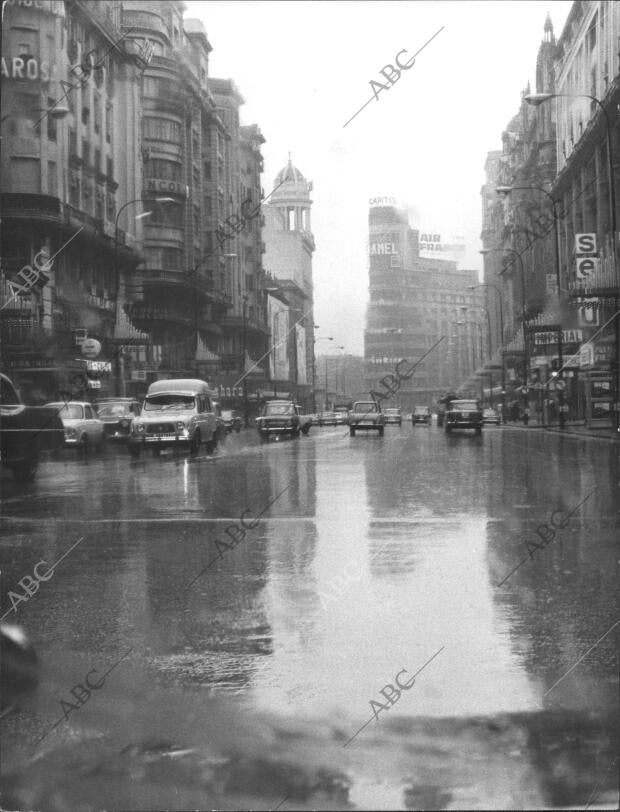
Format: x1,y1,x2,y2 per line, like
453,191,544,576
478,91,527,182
469,280,506,416
481,247,529,414
313,336,334,409
458,321,484,401
525,91,618,430
324,345,344,409
114,197,174,395
496,184,565,428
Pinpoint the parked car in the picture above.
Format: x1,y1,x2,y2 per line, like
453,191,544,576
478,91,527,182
1,373,64,481
96,398,141,441
44,401,106,454
256,400,300,440
445,399,483,434
128,379,219,457
384,407,402,425
221,409,242,433
348,401,385,436
319,411,338,426
482,408,501,425
412,406,431,425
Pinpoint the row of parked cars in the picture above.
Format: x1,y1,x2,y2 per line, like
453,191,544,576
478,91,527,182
0,374,245,480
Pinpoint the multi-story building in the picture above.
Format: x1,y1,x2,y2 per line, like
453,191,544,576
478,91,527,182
365,200,483,410
262,159,315,410
120,4,267,407
1,0,146,401
481,4,619,426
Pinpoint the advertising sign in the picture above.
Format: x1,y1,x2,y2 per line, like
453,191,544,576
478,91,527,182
575,233,597,255
81,338,101,358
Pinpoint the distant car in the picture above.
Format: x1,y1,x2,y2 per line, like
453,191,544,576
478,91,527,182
445,399,483,434
1,373,64,481
45,401,106,454
482,408,500,425
96,398,141,441
256,400,300,440
412,406,431,425
319,411,338,426
384,407,402,425
333,411,349,425
221,409,242,433
348,401,385,436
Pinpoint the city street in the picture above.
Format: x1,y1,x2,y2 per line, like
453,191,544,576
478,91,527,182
2,424,618,810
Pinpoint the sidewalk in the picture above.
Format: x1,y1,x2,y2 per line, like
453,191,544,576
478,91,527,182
503,420,620,442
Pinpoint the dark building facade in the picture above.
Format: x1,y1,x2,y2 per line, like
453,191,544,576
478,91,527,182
365,201,483,411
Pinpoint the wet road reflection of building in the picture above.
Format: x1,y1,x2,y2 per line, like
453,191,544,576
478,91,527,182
485,432,618,713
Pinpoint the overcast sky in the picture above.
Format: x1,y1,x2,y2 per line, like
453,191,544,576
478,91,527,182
190,0,572,355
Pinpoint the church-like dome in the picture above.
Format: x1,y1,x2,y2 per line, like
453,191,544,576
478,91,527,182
274,157,307,188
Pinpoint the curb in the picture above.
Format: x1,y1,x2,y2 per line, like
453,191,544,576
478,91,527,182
502,424,620,443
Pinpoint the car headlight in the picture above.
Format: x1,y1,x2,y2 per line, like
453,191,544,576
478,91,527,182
135,423,145,434
65,427,77,438
176,421,185,431
120,419,129,428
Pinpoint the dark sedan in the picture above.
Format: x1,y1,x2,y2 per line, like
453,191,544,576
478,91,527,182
221,409,242,433
445,399,483,434
96,398,141,441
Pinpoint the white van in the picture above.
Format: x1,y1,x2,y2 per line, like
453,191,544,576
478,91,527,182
129,378,219,457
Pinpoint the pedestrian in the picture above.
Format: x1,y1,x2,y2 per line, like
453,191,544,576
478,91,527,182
523,406,530,426
510,402,519,422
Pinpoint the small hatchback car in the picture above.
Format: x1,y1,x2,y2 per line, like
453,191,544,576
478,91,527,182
445,399,483,434
348,401,385,436
412,406,431,425
384,408,402,425
97,398,141,441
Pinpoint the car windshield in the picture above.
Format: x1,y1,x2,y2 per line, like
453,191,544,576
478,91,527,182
144,394,195,411
50,404,84,419
386,409,400,415
453,401,479,410
414,407,427,413
221,410,234,419
264,403,294,415
97,403,131,417
354,402,378,412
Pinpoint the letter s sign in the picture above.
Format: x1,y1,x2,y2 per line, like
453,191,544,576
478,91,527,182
575,233,597,255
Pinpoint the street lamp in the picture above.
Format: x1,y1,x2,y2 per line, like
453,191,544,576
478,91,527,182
324,345,344,409
114,197,174,394
469,280,506,415
524,91,619,431
481,247,530,413
495,184,565,428
458,321,484,401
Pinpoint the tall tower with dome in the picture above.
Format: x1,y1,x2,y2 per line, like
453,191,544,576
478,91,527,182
262,157,316,407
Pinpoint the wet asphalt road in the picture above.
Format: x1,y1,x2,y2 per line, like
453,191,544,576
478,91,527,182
1,422,618,810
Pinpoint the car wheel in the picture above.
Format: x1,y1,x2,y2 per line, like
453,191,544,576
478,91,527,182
190,430,201,456
11,458,38,483
77,435,88,457
301,424,310,435
349,427,356,437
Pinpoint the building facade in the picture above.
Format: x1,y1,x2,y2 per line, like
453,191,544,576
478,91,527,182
365,200,483,411
1,0,146,401
262,159,315,410
1,0,269,411
481,4,619,427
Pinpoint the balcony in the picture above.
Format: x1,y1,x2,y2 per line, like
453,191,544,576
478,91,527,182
126,303,211,328
1,194,62,225
122,10,169,39
137,268,232,308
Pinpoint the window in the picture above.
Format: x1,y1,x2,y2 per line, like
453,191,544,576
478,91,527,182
81,106,90,126
94,94,101,134
94,149,101,175
47,97,57,141
105,103,112,143
150,201,183,228
106,156,113,179
146,159,182,182
47,161,57,196
204,161,211,180
143,117,181,142
82,139,90,167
